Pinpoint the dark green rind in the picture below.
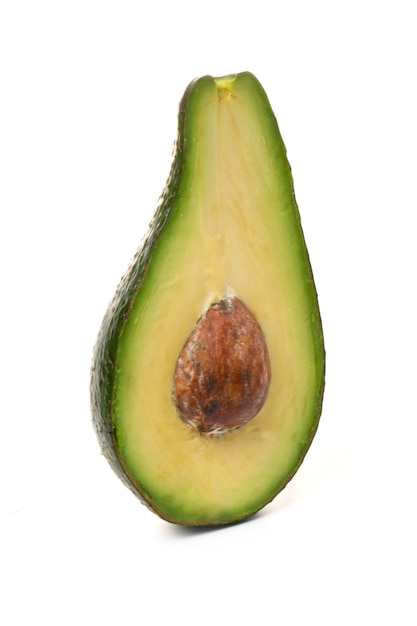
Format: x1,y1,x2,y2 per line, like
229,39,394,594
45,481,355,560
90,78,197,517
90,72,325,525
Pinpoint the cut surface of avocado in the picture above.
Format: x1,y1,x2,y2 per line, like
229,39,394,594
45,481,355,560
91,72,325,526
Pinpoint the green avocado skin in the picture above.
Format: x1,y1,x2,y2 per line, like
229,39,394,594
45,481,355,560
90,80,194,515
90,72,325,525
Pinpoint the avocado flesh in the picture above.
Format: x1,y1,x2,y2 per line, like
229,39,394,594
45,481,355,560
91,72,325,525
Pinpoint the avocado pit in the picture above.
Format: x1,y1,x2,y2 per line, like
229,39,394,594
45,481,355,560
173,296,271,434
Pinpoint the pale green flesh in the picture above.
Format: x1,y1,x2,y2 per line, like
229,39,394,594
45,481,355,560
112,74,323,524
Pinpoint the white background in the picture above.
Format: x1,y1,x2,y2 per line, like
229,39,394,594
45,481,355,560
1,1,416,624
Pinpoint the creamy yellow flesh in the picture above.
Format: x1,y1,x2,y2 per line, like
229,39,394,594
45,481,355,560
113,78,321,522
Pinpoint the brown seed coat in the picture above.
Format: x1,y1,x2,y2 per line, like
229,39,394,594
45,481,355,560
173,297,271,434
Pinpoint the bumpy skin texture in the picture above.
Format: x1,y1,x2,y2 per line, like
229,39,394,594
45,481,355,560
90,73,325,525
90,82,194,512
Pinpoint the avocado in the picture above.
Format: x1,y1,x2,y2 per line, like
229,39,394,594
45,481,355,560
91,72,325,526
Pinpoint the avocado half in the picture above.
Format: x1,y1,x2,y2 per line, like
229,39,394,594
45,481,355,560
91,72,325,526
